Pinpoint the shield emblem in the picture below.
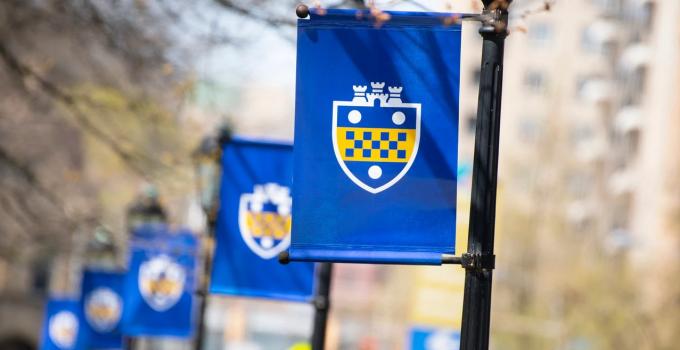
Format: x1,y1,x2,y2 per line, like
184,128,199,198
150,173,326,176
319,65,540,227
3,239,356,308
333,82,421,194
49,311,79,349
138,254,185,312
238,183,292,259
85,287,122,332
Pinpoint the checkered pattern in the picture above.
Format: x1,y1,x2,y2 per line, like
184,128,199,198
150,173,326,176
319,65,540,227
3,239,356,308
337,127,415,162
245,211,290,239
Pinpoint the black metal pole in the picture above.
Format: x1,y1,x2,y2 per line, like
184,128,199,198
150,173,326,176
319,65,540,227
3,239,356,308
194,228,213,350
311,262,333,350
124,336,134,350
459,2,509,350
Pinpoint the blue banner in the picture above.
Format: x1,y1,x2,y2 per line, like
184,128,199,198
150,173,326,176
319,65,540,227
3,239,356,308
80,269,125,349
121,225,197,337
210,137,315,301
41,298,86,350
409,327,460,350
290,10,461,264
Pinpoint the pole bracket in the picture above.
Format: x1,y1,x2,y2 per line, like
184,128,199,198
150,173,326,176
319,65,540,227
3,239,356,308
461,253,496,271
312,295,329,310
441,253,495,270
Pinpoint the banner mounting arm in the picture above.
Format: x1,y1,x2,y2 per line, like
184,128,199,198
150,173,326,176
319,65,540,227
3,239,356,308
441,253,496,270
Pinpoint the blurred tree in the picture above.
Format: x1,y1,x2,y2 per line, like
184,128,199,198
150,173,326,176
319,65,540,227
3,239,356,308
0,0,193,267
0,0,369,261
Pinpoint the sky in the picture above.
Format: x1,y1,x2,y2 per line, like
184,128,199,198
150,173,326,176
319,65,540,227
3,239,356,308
189,0,530,137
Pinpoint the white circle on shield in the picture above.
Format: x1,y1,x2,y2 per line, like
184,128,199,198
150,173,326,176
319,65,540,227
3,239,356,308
392,111,406,125
368,165,382,179
348,110,362,124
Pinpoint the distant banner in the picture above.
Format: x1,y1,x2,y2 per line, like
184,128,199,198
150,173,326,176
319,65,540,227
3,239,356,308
80,269,125,349
210,138,315,301
409,327,460,350
290,10,461,264
122,225,197,337
41,298,86,350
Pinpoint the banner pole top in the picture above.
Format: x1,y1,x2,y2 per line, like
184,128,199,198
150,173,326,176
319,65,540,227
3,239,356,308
296,4,309,19
482,0,513,7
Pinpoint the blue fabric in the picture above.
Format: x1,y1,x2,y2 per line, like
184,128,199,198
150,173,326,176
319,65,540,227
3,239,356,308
41,298,87,350
80,270,125,349
210,137,315,302
121,224,197,338
290,9,461,265
409,327,460,350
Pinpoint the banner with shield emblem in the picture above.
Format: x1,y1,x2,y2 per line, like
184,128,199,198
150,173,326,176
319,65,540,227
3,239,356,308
290,10,461,264
210,137,315,301
121,224,197,337
40,298,86,350
80,269,125,349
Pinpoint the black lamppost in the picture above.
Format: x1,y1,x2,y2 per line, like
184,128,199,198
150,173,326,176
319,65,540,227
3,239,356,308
459,2,510,350
125,184,168,232
85,225,118,269
124,186,167,350
192,127,230,350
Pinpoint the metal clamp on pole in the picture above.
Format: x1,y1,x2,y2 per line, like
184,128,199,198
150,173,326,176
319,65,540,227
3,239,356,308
441,253,495,270
441,254,463,265
459,8,503,24
460,253,496,271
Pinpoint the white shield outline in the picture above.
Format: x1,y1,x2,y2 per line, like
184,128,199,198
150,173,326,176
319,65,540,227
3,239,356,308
332,100,421,194
238,193,291,260
138,254,185,312
84,287,123,332
49,311,79,349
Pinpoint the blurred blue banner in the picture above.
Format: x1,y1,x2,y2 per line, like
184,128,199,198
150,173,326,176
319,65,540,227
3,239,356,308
41,298,86,350
210,138,315,301
290,10,461,264
122,225,197,337
409,327,460,350
80,269,125,349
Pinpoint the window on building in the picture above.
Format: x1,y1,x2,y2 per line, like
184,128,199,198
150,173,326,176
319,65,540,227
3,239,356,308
524,70,546,93
612,193,633,228
576,75,608,101
642,2,656,31
622,129,641,160
518,118,541,143
581,22,617,56
570,125,594,146
567,172,593,198
591,0,622,16
528,23,553,47
581,28,602,54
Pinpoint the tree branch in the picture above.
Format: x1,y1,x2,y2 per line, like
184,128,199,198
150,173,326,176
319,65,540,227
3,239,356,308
213,0,297,27
0,41,154,178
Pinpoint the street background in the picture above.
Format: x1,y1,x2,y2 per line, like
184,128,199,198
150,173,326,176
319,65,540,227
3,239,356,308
0,0,678,349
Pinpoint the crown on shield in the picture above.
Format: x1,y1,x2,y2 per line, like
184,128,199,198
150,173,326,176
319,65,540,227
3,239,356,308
351,82,404,104
370,82,386,91
367,81,388,104
388,86,402,103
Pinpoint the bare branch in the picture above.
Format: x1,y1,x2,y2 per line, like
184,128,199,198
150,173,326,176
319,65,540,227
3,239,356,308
0,41,153,178
213,0,297,27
